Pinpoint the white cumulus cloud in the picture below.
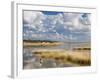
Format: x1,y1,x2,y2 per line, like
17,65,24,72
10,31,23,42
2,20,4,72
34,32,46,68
23,11,91,42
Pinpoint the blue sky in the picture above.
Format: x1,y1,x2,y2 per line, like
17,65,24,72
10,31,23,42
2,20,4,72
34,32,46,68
42,11,63,15
23,11,91,42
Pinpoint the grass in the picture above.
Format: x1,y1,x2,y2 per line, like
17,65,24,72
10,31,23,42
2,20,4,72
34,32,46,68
23,41,63,47
23,40,91,67
32,49,91,66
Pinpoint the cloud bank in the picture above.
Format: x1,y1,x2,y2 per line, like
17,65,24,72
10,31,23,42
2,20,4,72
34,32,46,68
23,11,91,42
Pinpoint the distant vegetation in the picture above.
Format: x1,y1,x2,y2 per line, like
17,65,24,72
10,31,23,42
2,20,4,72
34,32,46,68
23,40,63,47
23,40,59,43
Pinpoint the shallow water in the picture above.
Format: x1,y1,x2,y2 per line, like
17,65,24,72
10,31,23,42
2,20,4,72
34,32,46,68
23,42,90,69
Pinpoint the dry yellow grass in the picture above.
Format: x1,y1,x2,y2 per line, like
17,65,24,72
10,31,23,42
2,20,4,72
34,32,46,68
23,42,63,46
32,49,91,66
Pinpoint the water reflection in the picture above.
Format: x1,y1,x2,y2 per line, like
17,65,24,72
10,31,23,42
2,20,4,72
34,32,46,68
23,42,90,69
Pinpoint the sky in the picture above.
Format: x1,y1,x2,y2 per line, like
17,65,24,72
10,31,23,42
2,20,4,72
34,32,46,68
23,10,91,42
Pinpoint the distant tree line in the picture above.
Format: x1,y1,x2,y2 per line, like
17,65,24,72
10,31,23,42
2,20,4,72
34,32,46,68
23,40,59,43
